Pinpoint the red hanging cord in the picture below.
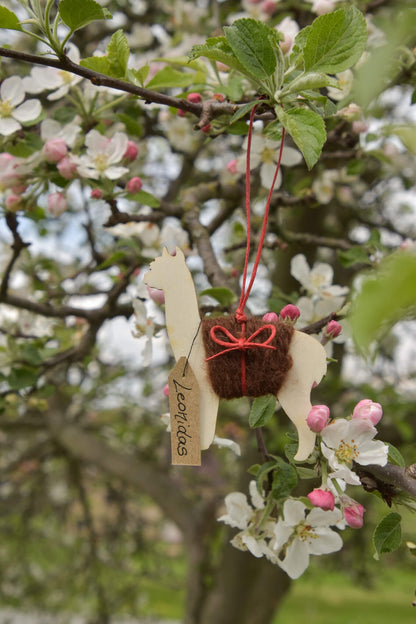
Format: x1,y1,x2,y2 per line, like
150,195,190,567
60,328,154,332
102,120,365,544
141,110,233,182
205,106,286,396
236,109,286,321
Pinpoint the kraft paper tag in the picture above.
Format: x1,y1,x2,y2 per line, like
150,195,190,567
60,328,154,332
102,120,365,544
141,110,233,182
168,357,201,466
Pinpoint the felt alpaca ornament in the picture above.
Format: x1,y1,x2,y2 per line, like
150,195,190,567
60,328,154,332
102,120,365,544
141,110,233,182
143,247,327,462
144,105,327,463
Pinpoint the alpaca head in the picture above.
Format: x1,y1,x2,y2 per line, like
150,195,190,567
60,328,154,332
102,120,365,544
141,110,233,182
143,246,186,290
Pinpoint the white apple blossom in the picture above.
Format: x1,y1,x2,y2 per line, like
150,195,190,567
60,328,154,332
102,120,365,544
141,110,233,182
327,70,353,101
236,134,303,189
22,46,83,101
218,481,273,559
321,418,388,486
75,130,130,180
291,254,349,299
272,499,343,579
0,76,41,136
133,298,156,366
41,117,82,149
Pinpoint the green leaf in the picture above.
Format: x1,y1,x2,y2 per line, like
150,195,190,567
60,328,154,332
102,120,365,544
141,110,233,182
224,18,277,80
58,0,111,32
387,443,406,468
272,458,298,501
129,65,150,87
350,251,416,353
0,6,22,30
198,287,237,307
388,125,416,155
249,394,276,428
20,344,43,366
282,72,339,96
373,512,402,560
352,9,416,109
303,7,367,73
277,106,326,169
146,67,196,90
8,367,38,390
80,56,111,75
116,113,142,138
128,190,160,208
230,100,259,124
338,246,372,268
107,29,130,78
189,37,246,74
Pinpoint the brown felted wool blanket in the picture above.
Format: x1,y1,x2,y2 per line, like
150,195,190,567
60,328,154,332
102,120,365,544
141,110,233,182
201,315,294,399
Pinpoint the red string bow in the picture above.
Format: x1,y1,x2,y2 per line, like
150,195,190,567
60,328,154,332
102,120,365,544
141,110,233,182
206,324,277,361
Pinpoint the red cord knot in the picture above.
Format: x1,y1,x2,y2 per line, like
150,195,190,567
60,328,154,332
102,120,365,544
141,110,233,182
205,323,277,361
235,308,247,324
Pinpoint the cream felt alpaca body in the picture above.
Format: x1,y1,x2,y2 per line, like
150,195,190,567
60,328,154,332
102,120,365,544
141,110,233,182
144,248,327,460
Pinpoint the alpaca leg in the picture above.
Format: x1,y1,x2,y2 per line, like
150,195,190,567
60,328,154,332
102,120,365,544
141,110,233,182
277,386,317,461
277,331,327,461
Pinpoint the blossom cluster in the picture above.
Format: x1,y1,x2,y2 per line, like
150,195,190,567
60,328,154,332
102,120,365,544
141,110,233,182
219,399,388,579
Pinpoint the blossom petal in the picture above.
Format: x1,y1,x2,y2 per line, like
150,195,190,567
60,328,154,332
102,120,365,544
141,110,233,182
281,146,302,166
283,499,307,524
356,440,388,466
0,117,21,136
1,76,24,106
249,480,265,510
273,521,293,551
321,418,350,447
104,165,130,180
278,539,310,579
290,254,311,288
12,99,41,123
260,162,282,189
308,528,343,555
219,492,252,529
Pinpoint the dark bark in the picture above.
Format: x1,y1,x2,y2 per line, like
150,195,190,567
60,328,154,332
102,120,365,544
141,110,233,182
199,539,291,624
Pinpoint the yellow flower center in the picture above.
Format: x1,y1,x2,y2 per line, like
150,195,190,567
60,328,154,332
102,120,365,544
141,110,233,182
58,70,72,85
296,523,318,542
261,145,276,164
0,99,13,118
94,153,108,173
335,438,358,464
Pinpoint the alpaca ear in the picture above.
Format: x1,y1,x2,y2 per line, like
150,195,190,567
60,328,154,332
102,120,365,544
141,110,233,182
175,246,185,260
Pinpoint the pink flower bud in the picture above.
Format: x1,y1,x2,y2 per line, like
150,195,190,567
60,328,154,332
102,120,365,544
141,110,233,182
47,192,67,216
187,92,202,103
213,93,225,102
123,140,138,161
226,159,238,175
57,156,77,180
307,488,335,511
307,405,330,433
352,399,383,426
147,285,165,306
43,138,68,163
201,123,211,134
325,320,342,338
163,384,170,397
127,176,143,194
343,501,365,529
5,193,23,212
262,312,279,323
91,189,102,199
261,0,277,16
280,304,300,323
177,109,187,117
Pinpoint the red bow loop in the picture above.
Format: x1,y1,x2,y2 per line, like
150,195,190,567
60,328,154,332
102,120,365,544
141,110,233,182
206,323,277,361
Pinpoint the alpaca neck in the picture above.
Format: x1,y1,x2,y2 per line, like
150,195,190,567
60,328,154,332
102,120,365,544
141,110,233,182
164,277,201,359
